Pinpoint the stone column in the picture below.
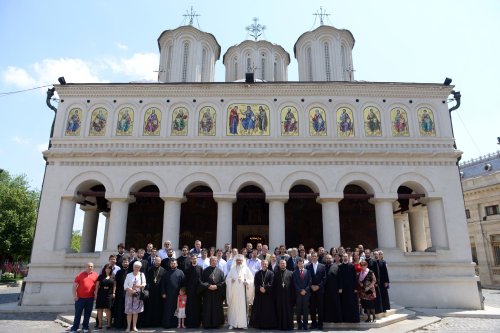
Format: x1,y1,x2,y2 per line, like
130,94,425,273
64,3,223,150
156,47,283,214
102,211,110,251
422,198,449,250
318,197,342,248
369,198,397,249
79,205,99,253
267,195,288,250
408,207,427,251
161,196,184,251
393,213,407,251
105,198,130,251
54,196,76,251
214,195,236,250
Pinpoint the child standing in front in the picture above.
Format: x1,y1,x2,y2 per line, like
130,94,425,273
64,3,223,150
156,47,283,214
176,287,187,328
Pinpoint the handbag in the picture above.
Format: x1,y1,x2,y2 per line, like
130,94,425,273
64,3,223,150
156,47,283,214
139,274,149,300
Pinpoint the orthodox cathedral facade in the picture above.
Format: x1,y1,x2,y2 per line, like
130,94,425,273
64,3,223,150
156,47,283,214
24,16,481,309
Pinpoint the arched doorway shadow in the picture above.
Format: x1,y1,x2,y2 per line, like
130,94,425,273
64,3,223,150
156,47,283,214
180,186,217,248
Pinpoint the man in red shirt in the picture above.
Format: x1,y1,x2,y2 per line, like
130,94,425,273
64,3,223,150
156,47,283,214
70,262,98,333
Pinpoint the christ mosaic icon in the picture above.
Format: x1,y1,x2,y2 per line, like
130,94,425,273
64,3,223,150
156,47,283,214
199,106,216,136
309,107,327,136
336,107,354,137
89,108,107,136
418,107,436,136
116,107,134,136
171,107,189,136
281,106,299,136
143,107,161,136
363,107,381,136
226,104,270,136
65,108,82,136
391,108,409,136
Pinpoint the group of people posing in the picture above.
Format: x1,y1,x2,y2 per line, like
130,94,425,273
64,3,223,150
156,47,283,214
70,240,390,332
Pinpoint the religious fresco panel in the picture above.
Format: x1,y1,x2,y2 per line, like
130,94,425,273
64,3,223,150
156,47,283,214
116,107,134,136
417,107,436,136
65,108,82,136
171,107,189,136
89,107,108,136
143,107,161,136
363,106,382,136
198,106,216,136
308,107,327,136
336,107,355,137
280,106,299,136
390,107,409,136
226,103,270,136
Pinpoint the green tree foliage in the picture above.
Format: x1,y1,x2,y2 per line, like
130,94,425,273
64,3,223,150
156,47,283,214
71,230,82,253
0,170,39,261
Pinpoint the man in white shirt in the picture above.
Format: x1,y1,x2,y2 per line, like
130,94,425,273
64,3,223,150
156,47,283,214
216,249,227,276
196,248,210,269
247,249,261,276
158,240,173,260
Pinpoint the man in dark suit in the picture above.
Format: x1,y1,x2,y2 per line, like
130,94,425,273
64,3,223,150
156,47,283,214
286,248,299,271
306,251,326,329
292,258,311,330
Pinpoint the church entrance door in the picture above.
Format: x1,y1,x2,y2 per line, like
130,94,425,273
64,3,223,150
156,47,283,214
180,186,217,248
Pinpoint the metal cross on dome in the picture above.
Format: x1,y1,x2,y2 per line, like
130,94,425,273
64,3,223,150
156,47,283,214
246,17,266,41
183,6,200,26
313,7,330,26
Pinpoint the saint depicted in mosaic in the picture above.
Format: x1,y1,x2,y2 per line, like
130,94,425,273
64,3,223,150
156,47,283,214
143,107,161,136
309,108,327,136
364,107,381,136
391,108,409,136
281,106,299,136
172,107,189,136
89,108,107,136
199,106,216,136
226,104,270,136
337,107,354,137
418,108,436,136
116,107,133,136
65,108,82,136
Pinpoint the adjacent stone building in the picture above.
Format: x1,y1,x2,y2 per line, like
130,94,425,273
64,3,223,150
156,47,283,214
23,18,481,309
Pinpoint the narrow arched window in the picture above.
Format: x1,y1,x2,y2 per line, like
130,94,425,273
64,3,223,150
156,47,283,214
247,56,252,73
274,60,278,81
307,47,313,81
324,42,331,81
166,45,173,81
201,48,207,82
261,55,266,80
182,41,190,82
341,44,347,80
234,57,238,81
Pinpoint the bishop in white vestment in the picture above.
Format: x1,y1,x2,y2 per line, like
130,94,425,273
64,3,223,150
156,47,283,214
225,254,255,329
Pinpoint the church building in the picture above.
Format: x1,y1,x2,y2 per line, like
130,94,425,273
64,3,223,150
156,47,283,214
23,12,481,309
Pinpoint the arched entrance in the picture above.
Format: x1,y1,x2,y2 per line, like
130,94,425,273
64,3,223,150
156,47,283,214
285,185,323,249
339,184,377,249
126,185,163,249
180,185,217,248
396,185,429,252
233,185,269,249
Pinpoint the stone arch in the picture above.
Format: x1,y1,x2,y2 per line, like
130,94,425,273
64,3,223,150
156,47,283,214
229,172,274,194
175,172,222,193
280,170,328,194
335,172,382,194
390,172,435,195
120,171,169,196
65,171,114,195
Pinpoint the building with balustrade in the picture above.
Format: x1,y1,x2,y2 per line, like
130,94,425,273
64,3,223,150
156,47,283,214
22,18,481,309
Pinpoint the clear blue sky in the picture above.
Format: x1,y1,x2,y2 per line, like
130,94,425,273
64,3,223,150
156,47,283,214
1,0,499,192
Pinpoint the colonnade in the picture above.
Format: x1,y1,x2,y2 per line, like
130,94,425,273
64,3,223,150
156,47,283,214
54,190,449,253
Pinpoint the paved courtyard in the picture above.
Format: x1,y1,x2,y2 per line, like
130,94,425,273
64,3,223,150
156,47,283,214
1,283,499,333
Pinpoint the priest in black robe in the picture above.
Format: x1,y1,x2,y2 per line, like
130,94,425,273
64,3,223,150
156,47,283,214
184,253,203,328
250,260,277,329
200,256,226,329
338,253,360,323
143,256,165,327
367,250,383,314
161,259,185,328
376,251,391,312
113,257,129,329
273,259,294,330
323,254,342,323
177,246,190,273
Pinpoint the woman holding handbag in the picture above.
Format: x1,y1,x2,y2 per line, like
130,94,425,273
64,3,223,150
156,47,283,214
124,261,147,332
358,260,377,323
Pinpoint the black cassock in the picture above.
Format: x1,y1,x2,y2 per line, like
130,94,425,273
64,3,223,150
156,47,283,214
143,265,165,327
324,263,342,323
200,266,226,329
250,269,277,329
177,255,189,273
113,269,128,329
273,269,294,330
338,263,360,323
367,258,383,314
377,259,391,311
184,264,203,328
161,268,185,328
